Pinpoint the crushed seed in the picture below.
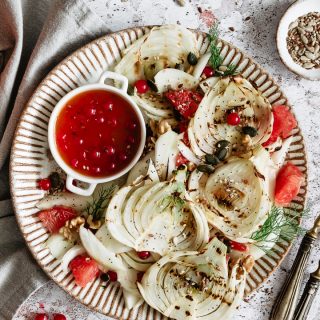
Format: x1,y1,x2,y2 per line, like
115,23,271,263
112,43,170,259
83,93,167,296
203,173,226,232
175,0,185,6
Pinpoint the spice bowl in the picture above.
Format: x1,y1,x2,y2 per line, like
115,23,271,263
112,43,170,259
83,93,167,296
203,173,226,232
277,0,320,80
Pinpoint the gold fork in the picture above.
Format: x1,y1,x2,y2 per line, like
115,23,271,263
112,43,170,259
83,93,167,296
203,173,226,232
293,261,320,320
270,215,320,320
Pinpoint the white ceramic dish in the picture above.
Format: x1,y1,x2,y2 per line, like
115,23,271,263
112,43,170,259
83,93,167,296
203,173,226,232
277,0,320,80
48,71,146,196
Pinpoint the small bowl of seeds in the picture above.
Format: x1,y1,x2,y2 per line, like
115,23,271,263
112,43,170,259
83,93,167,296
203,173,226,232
277,0,320,80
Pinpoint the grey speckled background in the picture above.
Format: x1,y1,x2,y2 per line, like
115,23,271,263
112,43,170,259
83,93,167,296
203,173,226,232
14,1,320,319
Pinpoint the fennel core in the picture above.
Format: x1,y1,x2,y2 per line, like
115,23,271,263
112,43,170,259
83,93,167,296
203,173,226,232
157,182,186,212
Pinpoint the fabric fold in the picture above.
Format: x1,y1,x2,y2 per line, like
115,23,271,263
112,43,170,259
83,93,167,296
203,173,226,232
0,0,111,318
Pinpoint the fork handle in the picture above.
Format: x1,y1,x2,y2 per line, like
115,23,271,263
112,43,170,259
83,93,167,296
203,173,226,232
270,235,316,320
293,263,320,320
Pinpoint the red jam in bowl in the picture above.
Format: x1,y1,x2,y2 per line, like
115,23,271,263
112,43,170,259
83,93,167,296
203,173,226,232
55,90,142,178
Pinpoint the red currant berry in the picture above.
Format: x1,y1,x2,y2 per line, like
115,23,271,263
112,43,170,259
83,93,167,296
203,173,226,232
53,314,67,320
137,251,151,260
104,145,115,156
107,270,118,282
82,164,90,171
119,153,128,161
97,116,105,124
77,138,84,145
109,163,116,170
202,66,214,78
90,149,101,159
226,112,241,126
104,100,114,111
86,106,96,117
129,122,137,130
71,158,79,168
94,167,101,174
107,118,117,127
34,314,48,320
127,136,135,144
38,178,51,191
134,80,149,94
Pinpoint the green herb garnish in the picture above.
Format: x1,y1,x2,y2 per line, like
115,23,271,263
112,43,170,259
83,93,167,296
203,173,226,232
251,206,308,252
208,24,223,69
221,64,239,76
159,194,185,212
207,23,238,76
85,185,116,221
157,182,186,212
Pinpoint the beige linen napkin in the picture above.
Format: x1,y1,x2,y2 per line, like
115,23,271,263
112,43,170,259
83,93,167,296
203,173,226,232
0,0,110,318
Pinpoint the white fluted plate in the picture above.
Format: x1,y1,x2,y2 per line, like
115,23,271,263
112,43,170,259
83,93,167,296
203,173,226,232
10,26,308,319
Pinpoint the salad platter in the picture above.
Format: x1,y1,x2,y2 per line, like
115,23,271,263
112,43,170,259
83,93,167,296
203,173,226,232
10,25,307,320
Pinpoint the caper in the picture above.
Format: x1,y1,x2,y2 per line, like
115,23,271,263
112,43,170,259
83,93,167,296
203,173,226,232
215,140,230,149
100,273,110,282
205,154,220,165
147,80,158,92
127,85,134,96
173,108,182,121
49,172,62,189
242,126,258,137
197,164,215,174
177,164,187,171
187,52,198,65
215,147,228,161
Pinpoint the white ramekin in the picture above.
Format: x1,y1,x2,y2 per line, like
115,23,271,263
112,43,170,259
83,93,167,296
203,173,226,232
48,71,146,196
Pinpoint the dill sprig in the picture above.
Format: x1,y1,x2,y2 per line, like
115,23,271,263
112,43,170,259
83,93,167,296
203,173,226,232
208,24,223,69
85,185,116,221
207,23,238,76
220,64,239,76
251,206,308,251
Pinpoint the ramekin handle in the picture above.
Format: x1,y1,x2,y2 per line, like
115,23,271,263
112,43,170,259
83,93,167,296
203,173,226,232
99,71,128,92
66,176,97,196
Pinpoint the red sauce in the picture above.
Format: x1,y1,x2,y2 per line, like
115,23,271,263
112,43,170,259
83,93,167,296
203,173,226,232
55,90,141,178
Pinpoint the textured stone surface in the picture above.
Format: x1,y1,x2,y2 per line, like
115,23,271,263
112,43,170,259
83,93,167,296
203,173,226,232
14,0,320,319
